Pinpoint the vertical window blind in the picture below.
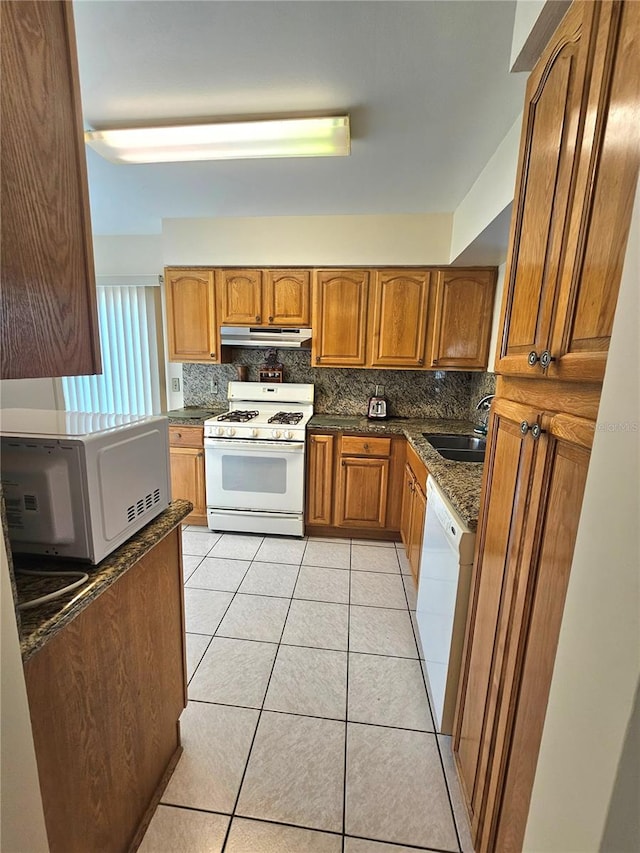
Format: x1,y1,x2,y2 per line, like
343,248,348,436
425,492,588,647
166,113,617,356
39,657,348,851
62,284,163,416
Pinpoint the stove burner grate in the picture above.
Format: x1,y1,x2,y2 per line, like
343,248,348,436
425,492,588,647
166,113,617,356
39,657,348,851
268,411,304,425
217,410,260,423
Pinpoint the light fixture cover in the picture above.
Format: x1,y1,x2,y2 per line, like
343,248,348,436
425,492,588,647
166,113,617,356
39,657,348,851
85,116,350,164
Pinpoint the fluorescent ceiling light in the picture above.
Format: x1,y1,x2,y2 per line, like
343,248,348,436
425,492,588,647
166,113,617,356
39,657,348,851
85,116,350,164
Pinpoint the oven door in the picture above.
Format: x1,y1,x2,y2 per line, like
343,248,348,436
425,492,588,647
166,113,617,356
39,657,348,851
204,438,305,514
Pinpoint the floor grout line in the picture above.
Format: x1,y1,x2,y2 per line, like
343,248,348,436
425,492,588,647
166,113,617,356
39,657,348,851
178,533,466,852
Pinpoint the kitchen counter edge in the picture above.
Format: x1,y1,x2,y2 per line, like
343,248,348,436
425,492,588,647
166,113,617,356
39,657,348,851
308,414,484,531
15,499,193,663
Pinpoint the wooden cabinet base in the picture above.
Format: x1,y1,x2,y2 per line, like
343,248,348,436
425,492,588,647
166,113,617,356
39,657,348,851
304,524,400,542
23,528,187,853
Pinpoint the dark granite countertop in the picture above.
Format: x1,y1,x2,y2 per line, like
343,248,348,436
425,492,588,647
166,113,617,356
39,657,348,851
165,406,227,426
14,499,192,663
308,415,484,530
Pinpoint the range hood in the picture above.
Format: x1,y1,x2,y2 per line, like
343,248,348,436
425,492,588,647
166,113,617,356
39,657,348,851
220,326,312,349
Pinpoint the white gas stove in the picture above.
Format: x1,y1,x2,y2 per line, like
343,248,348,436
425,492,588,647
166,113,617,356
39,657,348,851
203,382,314,537
203,382,314,441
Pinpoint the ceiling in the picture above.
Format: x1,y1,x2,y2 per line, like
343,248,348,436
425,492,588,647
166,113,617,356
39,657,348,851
72,1,527,237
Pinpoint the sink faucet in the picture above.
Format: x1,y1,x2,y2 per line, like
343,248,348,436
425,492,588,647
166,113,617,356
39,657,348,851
474,394,495,436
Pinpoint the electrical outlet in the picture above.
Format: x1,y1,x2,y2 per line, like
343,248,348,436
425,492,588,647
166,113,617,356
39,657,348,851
210,380,218,395
171,378,180,392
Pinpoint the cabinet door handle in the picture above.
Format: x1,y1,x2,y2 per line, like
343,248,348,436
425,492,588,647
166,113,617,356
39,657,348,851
540,350,556,369
363,443,370,451
210,352,216,359
315,356,320,364
268,315,274,322
530,423,546,440
255,315,261,322
528,351,540,366
432,358,438,365
520,420,546,440
175,432,182,439
418,358,424,365
341,460,346,466
196,452,204,459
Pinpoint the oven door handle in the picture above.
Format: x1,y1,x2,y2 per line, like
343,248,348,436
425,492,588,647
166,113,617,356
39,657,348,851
204,438,305,453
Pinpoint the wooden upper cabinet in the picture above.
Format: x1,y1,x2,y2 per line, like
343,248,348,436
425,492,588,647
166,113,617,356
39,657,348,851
264,269,310,326
312,270,369,366
219,269,263,325
370,270,430,368
496,1,596,376
430,269,496,369
548,0,640,382
497,1,638,382
1,1,100,379
165,268,219,362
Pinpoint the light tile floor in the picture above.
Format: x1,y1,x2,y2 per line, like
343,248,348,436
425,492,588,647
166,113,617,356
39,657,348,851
139,529,474,853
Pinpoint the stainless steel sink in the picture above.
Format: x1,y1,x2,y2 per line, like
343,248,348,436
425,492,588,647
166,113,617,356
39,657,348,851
423,433,486,462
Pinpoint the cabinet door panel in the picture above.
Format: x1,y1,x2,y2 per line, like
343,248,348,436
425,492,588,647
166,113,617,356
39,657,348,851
1,1,100,379
264,269,310,326
370,270,430,367
483,417,592,853
549,0,640,381
400,464,414,553
430,270,495,369
408,481,426,584
165,269,218,363
454,399,539,828
219,269,263,325
496,2,598,376
312,271,369,366
336,456,389,528
306,434,335,526
170,446,206,525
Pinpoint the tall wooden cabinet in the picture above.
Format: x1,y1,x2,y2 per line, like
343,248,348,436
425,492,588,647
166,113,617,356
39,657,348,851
496,0,640,383
453,3,640,851
1,0,101,380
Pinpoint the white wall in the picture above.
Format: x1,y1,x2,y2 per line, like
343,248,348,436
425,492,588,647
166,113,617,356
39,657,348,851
162,214,453,266
524,184,640,852
510,0,571,72
0,537,49,852
449,115,522,264
92,234,163,277
0,378,63,410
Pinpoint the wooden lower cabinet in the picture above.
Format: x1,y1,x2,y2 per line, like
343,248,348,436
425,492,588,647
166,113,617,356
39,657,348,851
306,431,405,539
453,395,593,853
399,443,428,583
23,527,187,853
169,426,206,525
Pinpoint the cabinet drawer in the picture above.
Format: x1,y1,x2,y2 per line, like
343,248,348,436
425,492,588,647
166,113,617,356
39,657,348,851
341,435,391,457
169,426,204,448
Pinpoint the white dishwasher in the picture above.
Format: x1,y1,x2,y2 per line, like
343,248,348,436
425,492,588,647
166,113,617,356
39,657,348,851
416,475,476,734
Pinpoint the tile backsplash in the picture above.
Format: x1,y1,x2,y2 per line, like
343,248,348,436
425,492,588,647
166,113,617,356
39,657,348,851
183,349,495,423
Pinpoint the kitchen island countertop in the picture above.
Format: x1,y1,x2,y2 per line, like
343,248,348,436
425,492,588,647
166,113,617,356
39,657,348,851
164,406,227,425
308,414,485,530
14,499,192,662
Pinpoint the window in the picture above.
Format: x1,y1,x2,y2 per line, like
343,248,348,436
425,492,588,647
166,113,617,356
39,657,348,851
62,283,165,416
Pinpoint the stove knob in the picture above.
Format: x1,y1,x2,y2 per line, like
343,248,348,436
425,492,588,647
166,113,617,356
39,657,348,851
251,428,259,437
215,426,225,436
227,427,236,437
272,429,282,439
284,430,294,439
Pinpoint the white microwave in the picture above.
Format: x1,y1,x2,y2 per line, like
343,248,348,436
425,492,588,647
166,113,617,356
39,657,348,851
1,409,171,564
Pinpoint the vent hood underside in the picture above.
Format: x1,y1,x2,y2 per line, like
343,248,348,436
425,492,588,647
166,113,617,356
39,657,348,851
220,327,312,348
